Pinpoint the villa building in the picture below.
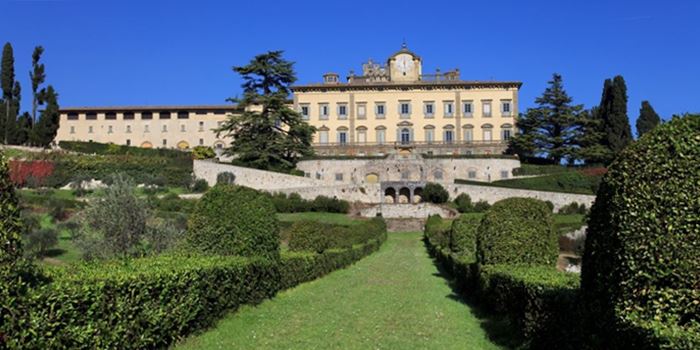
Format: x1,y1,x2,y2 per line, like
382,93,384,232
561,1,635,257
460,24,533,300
55,45,521,156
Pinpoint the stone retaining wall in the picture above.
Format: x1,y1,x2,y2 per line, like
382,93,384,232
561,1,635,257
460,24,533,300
447,184,595,211
194,160,320,189
359,203,458,219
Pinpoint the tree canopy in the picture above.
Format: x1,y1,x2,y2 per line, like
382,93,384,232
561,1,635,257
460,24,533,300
635,100,661,138
216,51,315,171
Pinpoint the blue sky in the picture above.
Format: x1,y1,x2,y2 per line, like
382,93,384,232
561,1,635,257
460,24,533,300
2,0,699,132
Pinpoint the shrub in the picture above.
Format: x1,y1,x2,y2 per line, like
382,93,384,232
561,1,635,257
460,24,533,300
8,160,55,187
191,178,209,193
268,192,349,214
311,195,350,213
422,182,449,204
581,115,700,349
287,220,332,253
425,215,450,248
449,214,480,260
216,171,236,185
48,198,69,222
558,202,586,215
544,200,554,212
453,193,473,213
192,145,216,160
1,151,24,265
73,174,149,260
472,200,491,212
186,184,279,260
143,218,184,255
23,227,58,258
477,197,557,266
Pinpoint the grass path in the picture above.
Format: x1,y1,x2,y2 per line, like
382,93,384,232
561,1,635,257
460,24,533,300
176,232,509,349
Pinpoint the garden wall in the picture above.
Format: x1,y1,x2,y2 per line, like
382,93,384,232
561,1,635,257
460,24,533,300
447,184,595,211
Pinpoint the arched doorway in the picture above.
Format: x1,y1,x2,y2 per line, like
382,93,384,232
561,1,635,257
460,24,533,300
398,187,411,204
384,187,396,204
177,140,190,150
413,187,423,203
366,173,379,184
140,141,153,149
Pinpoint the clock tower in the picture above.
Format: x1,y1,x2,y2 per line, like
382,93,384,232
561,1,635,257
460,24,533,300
388,43,422,82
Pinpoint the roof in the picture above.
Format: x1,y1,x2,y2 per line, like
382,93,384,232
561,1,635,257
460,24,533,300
59,105,241,113
291,80,523,92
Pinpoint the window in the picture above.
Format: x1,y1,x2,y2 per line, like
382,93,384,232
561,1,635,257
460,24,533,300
463,128,473,142
424,102,434,117
502,128,512,140
444,130,454,144
67,112,79,120
195,110,207,115
108,125,113,134
444,101,454,117
463,102,473,117
482,101,492,117
177,111,189,119
375,103,385,118
501,170,509,179
300,104,310,120
159,111,171,119
483,129,493,141
399,102,411,118
88,126,93,133
180,124,186,132
162,139,167,146
141,112,153,120
319,104,329,120
357,104,367,119
335,173,343,181
357,129,367,143
106,112,117,120
199,138,204,146
501,100,512,116
319,130,329,144
337,104,348,119
425,128,435,144
162,125,168,132
123,112,135,120
213,110,226,115
199,121,204,131
338,130,348,144
86,112,97,120
468,170,477,179
126,125,132,133
400,128,411,145
144,125,150,133
376,129,386,144
70,126,75,134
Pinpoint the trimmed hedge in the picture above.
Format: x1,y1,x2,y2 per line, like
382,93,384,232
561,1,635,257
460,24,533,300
449,214,480,260
288,218,387,253
268,192,350,214
477,198,558,266
455,171,601,195
3,218,387,349
186,184,280,260
581,115,700,349
424,215,451,249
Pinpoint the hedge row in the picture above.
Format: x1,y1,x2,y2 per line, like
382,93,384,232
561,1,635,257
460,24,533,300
58,141,188,159
424,229,582,349
455,170,601,195
268,192,350,214
287,218,387,253
2,232,386,349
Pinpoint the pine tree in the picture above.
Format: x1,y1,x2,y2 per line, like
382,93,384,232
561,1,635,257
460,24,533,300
635,100,661,137
508,73,586,164
598,75,633,161
32,85,59,147
1,43,15,145
574,107,611,165
216,51,315,171
30,46,46,127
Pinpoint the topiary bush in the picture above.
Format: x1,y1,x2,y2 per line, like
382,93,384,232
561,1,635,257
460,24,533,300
473,200,491,213
449,214,480,260
191,178,209,193
424,214,451,248
581,115,700,349
477,197,557,266
287,220,332,254
453,193,473,213
422,183,449,204
186,184,280,260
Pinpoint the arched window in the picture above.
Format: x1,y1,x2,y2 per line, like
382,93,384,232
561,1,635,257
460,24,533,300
400,128,411,145
375,125,386,145
424,125,435,144
482,123,493,142
443,124,455,144
463,124,474,142
356,126,368,143
501,123,513,141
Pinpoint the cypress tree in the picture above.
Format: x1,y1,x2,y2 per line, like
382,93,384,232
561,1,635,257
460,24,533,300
598,75,633,160
635,100,661,137
14,112,32,145
32,85,59,147
29,46,46,126
1,43,15,144
7,81,21,145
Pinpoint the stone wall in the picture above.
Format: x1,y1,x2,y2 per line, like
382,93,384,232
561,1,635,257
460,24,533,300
193,160,320,189
296,156,521,185
359,203,458,219
447,184,595,211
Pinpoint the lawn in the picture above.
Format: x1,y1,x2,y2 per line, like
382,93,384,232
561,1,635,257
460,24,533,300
35,213,81,266
277,212,363,226
175,232,513,349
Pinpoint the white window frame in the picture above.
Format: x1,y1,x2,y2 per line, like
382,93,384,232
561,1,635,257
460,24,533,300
357,104,367,119
376,129,386,144
319,130,329,144
444,101,454,117
338,130,348,144
375,103,386,119
463,101,473,117
482,100,492,117
501,100,512,117
319,103,329,120
300,104,310,120
424,102,434,118
337,103,348,120
425,129,435,144
399,101,411,118
444,129,454,144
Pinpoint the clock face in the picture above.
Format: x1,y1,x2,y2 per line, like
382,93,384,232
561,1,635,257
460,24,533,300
395,55,414,73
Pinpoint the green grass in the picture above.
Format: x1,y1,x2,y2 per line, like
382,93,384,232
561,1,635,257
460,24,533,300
34,214,81,266
175,232,511,349
553,214,586,235
277,212,363,226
